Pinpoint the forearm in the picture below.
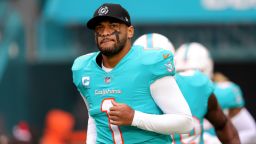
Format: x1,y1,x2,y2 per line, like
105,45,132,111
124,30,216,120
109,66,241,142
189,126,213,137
86,116,97,144
142,76,193,134
215,117,240,144
109,76,193,135
206,95,240,144
79,93,97,144
132,110,193,135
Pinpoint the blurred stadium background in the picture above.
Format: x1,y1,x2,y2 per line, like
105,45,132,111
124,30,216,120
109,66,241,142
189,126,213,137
0,0,256,143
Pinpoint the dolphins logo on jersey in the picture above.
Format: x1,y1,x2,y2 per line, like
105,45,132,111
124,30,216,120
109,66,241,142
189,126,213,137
82,76,90,87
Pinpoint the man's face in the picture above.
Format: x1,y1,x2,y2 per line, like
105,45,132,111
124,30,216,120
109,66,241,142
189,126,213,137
94,19,129,57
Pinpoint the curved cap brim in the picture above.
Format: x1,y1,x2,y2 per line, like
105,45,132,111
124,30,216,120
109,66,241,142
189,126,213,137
87,16,130,29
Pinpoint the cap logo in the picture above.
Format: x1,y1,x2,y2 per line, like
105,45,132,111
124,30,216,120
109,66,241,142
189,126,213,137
98,6,109,16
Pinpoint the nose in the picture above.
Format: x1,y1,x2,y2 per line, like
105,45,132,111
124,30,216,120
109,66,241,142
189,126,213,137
100,26,113,37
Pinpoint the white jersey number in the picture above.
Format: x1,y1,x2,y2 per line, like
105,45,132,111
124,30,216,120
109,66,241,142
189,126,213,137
101,98,124,144
172,116,202,144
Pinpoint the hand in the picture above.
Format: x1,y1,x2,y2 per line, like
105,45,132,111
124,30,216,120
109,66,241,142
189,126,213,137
108,100,135,126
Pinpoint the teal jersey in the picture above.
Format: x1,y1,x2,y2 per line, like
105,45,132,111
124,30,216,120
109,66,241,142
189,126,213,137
72,46,175,144
173,70,214,144
214,81,245,110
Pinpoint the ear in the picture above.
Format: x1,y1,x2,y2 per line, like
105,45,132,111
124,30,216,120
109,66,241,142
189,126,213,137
127,26,134,39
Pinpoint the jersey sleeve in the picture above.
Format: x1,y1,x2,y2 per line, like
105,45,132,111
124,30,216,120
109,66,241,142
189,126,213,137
231,83,245,108
72,57,83,87
143,49,176,84
214,82,245,109
71,52,96,92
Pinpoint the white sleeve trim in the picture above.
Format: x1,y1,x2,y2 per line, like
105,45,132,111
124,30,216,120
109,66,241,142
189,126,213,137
132,76,193,135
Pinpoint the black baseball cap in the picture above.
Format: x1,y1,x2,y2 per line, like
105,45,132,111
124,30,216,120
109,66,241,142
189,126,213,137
87,3,131,29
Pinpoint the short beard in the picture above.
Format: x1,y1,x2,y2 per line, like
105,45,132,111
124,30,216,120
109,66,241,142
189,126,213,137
96,31,127,57
99,42,125,57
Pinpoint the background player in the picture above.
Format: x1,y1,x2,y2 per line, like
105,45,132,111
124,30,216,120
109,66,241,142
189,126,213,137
134,34,240,144
177,42,256,144
212,72,256,143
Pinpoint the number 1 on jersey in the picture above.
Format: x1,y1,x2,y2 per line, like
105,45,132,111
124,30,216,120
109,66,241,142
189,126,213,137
101,98,124,144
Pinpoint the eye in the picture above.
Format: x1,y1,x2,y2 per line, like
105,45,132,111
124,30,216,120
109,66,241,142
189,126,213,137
95,25,104,33
110,23,120,29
